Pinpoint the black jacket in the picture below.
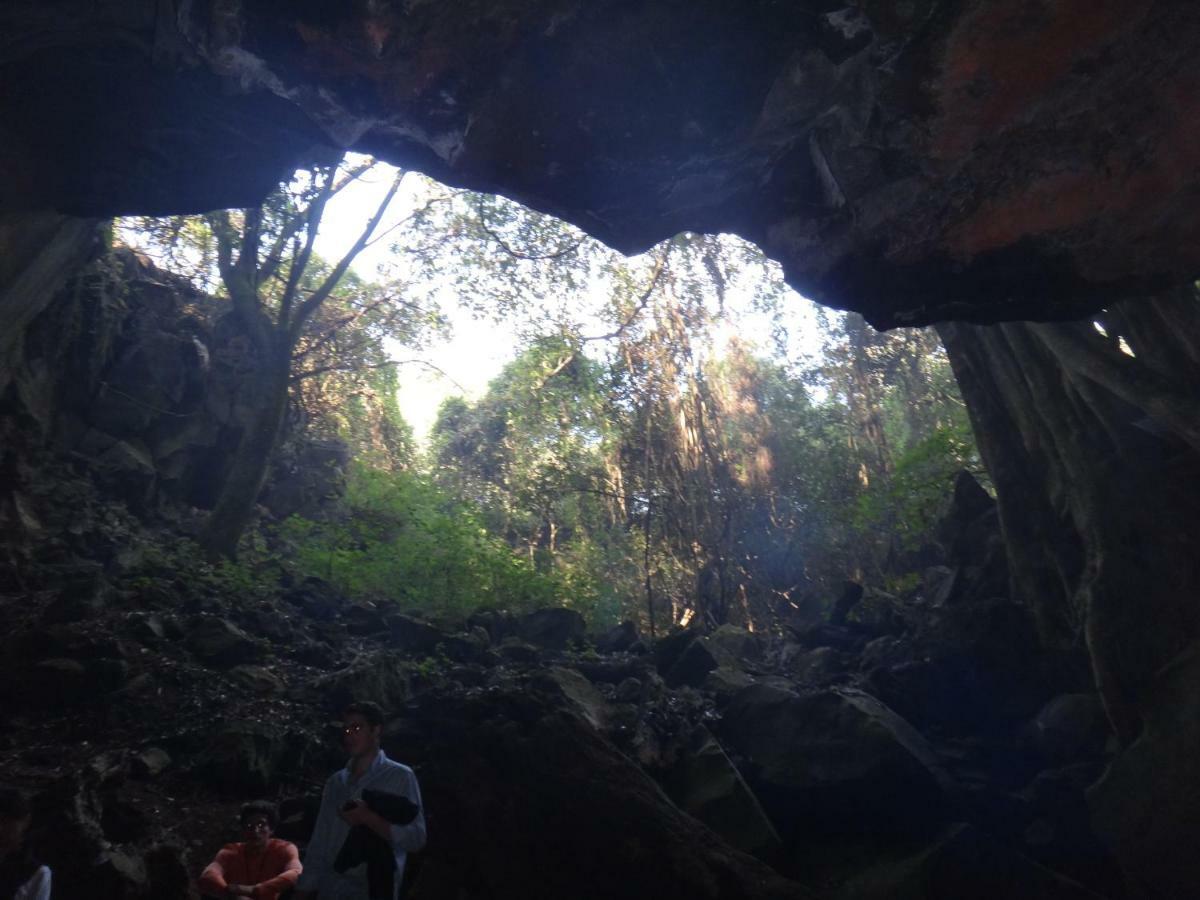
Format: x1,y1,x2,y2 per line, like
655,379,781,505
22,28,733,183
334,788,420,900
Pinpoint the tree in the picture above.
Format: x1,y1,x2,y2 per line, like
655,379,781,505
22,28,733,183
125,156,432,558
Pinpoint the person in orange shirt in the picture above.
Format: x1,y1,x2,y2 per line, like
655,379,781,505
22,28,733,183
199,801,302,899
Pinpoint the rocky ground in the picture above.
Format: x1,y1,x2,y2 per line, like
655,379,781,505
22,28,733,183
0,451,1127,899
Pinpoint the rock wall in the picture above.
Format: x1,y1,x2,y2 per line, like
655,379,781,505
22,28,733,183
3,2,1200,324
1,248,344,533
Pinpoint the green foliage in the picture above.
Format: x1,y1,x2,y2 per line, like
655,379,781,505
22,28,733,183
854,420,981,552
132,535,280,603
281,463,570,619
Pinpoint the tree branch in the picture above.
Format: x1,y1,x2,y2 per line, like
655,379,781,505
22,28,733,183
532,250,670,390
260,158,379,283
288,170,404,343
473,194,587,261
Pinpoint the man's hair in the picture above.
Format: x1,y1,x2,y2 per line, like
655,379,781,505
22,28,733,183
343,700,385,727
0,787,32,821
239,800,278,828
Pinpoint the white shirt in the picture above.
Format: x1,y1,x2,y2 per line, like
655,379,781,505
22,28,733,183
295,750,426,900
14,865,51,900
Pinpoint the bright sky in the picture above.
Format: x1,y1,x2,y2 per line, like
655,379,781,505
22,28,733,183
314,158,825,444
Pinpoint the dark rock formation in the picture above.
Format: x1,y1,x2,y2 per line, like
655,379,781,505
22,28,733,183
3,3,1199,327
0,503,1125,900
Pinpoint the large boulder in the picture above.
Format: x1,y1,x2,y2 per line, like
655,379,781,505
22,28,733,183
865,596,1051,735
387,688,815,900
1088,642,1200,899
719,685,954,850
664,725,781,858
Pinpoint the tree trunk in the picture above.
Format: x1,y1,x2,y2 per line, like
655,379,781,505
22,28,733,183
198,334,292,561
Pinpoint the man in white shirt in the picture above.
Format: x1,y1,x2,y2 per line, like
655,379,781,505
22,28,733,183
0,787,50,900
294,701,426,900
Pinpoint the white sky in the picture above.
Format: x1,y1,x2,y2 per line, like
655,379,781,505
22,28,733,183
313,159,825,444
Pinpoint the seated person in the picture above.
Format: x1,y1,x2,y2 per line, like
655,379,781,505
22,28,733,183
199,800,302,899
0,787,50,900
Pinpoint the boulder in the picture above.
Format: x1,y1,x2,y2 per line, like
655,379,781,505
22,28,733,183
920,566,960,607
497,640,542,665
595,620,640,654
1088,642,1200,900
535,667,610,731
387,613,447,655
704,625,768,666
185,615,261,668
439,630,493,665
397,688,815,900
1028,694,1110,765
866,596,1050,735
704,667,756,706
75,430,158,508
311,650,410,713
238,605,296,643
665,725,781,857
283,576,345,622
466,608,517,645
131,747,172,779
515,607,586,651
614,676,644,704
343,601,389,636
1018,764,1121,895
663,634,732,688
227,664,286,695
788,646,849,685
859,635,910,671
719,685,953,846
126,612,166,644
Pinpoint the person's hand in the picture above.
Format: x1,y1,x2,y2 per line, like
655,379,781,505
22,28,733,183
339,799,373,827
227,886,254,898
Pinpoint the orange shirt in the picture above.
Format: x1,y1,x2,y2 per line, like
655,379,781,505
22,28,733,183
198,838,301,899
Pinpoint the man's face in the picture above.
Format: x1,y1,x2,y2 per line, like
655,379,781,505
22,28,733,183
241,814,273,849
342,713,380,757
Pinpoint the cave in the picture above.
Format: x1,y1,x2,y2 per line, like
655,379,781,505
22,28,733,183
2,2,1199,898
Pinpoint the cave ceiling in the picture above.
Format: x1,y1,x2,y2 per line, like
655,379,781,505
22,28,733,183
3,1,1199,327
